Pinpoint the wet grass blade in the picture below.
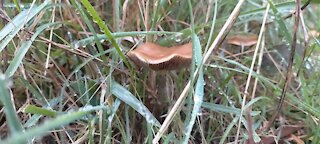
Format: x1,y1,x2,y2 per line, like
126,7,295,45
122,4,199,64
81,0,133,73
183,34,203,143
0,74,23,134
268,0,292,44
1,105,109,144
71,0,107,62
0,0,50,52
201,102,261,116
111,81,160,127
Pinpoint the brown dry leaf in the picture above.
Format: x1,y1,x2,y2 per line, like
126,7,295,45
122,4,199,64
260,123,305,144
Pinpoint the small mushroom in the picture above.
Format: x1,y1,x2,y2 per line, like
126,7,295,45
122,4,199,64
127,42,192,117
227,33,258,47
127,42,192,70
308,30,320,38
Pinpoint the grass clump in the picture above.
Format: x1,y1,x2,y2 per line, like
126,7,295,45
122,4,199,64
0,0,320,143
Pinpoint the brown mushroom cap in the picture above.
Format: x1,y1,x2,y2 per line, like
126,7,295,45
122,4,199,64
127,42,192,70
227,33,258,46
309,30,320,38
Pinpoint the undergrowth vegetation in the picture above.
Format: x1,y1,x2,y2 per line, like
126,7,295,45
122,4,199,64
0,0,320,143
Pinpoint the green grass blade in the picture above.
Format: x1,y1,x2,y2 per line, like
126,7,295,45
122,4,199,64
201,102,261,116
219,117,239,144
184,1,197,137
114,0,120,32
163,132,176,144
150,0,167,31
18,77,47,105
71,0,107,62
58,49,114,106
287,93,320,119
1,105,109,144
0,74,23,134
13,0,21,12
72,31,181,49
243,97,270,110
80,0,133,73
208,56,275,88
0,0,50,53
23,97,63,128
183,34,203,143
5,40,32,77
23,115,42,128
268,0,292,44
104,99,121,144
111,81,160,127
23,105,57,117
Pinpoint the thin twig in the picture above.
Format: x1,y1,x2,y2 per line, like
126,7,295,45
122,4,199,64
264,0,301,132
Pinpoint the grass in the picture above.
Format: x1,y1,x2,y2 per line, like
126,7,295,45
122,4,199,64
0,0,320,143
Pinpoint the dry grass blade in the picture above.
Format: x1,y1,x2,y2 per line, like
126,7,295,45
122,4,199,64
152,0,246,143
234,3,270,143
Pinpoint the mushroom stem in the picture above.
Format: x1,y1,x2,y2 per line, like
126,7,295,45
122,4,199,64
147,70,157,98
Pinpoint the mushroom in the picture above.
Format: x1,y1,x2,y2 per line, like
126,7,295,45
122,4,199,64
226,33,258,58
227,33,258,47
127,42,192,70
126,42,192,118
